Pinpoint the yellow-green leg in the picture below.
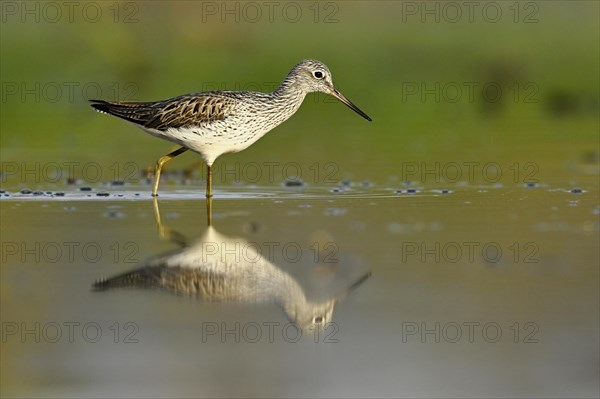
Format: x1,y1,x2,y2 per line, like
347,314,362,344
206,196,213,226
152,197,186,246
152,147,188,197
206,164,213,198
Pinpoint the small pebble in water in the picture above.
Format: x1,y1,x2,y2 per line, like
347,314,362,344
0,190,5,194
331,188,341,193
441,189,450,194
96,192,110,197
79,187,92,192
20,189,32,194
243,221,262,233
570,188,583,194
103,210,125,219
525,182,537,188
406,189,417,194
54,192,65,197
111,180,125,186
134,193,140,196
326,208,347,216
45,191,53,195
33,191,44,196
284,179,304,187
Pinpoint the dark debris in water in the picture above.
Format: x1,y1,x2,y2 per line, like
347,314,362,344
20,189,32,194
326,208,347,216
396,189,418,195
103,210,125,219
96,192,110,197
110,180,125,186
570,188,583,194
525,182,537,188
284,179,304,188
79,187,92,192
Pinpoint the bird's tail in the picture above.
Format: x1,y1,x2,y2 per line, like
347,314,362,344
89,99,158,126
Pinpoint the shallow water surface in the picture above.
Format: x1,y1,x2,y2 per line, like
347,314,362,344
1,180,598,398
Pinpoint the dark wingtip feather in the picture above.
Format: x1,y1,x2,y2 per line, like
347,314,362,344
92,267,162,291
90,99,110,114
88,99,156,126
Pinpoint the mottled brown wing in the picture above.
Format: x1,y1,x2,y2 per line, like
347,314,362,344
90,93,237,131
92,265,228,297
146,94,234,131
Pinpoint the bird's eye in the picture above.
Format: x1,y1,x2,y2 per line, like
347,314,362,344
313,316,323,323
313,70,324,79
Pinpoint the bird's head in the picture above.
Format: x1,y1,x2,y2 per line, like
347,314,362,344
287,59,372,121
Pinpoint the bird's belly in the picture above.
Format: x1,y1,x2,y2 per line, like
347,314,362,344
147,117,280,164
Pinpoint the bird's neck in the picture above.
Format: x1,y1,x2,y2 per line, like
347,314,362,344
271,78,307,117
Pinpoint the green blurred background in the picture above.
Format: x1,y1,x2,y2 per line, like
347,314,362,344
1,1,598,185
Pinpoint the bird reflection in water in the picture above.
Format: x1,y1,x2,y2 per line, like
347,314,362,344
93,198,370,331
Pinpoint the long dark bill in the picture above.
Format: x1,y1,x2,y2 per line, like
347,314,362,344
331,88,372,121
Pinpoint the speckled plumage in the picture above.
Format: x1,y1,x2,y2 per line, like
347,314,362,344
91,60,371,196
